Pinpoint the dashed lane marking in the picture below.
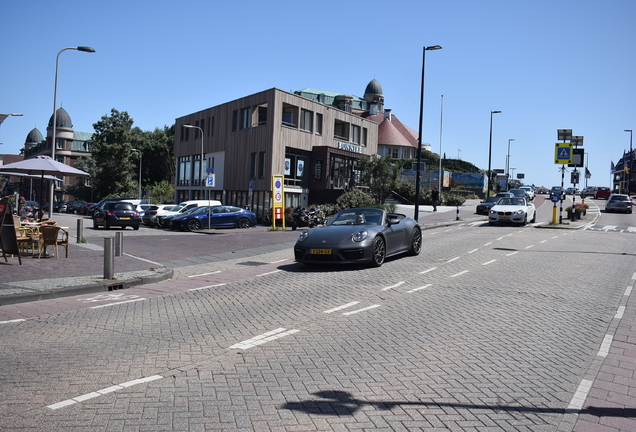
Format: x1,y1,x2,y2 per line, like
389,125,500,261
47,375,163,410
90,298,145,309
616,306,626,319
256,269,282,277
189,283,227,291
450,270,469,278
598,334,613,357
382,281,405,291
407,284,432,293
324,301,360,314
188,271,221,278
567,379,593,411
0,319,26,324
229,328,300,350
419,267,437,274
342,304,381,316
482,259,497,266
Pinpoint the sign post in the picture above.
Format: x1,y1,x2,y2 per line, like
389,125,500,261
272,175,285,230
206,168,215,229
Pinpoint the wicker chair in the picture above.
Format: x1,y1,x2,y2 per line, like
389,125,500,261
40,225,69,258
12,215,36,256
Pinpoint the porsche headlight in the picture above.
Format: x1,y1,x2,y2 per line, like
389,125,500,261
298,230,309,242
352,230,369,242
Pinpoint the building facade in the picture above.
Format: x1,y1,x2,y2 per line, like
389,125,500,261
19,107,92,203
174,80,421,220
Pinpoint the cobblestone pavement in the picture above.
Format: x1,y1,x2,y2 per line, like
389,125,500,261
1,211,634,431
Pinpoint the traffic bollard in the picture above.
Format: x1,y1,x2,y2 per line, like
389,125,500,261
76,219,83,243
104,238,114,280
456,206,460,221
115,232,123,257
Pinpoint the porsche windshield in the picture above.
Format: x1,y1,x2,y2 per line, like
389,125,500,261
328,209,384,226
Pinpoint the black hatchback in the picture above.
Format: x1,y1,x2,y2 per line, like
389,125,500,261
92,202,141,230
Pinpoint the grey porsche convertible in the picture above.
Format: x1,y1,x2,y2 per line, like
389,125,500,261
293,207,422,267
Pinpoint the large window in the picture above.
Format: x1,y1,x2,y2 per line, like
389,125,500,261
316,113,323,135
282,104,298,128
178,156,191,185
334,119,349,141
257,106,267,126
362,127,367,146
351,125,361,144
240,107,251,129
258,151,266,178
250,153,257,178
300,109,313,132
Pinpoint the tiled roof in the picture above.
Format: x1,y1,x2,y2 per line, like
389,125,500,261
362,112,418,149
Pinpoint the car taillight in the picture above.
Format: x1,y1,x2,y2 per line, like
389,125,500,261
134,212,139,217
149,211,157,215
107,211,114,216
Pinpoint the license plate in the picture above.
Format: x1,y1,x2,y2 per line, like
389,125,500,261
311,249,332,255
120,217,130,220
500,216,510,220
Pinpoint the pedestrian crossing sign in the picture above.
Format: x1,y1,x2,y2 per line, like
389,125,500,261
555,143,573,164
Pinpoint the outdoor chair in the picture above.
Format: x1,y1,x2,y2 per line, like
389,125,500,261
39,225,69,259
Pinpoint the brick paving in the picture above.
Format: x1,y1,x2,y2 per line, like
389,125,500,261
2,197,635,431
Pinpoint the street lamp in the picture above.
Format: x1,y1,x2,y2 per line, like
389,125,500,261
505,138,515,192
182,124,205,200
487,110,502,197
626,130,633,194
131,149,142,200
414,44,442,221
49,46,95,218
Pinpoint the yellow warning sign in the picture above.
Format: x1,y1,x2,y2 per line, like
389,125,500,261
555,143,573,164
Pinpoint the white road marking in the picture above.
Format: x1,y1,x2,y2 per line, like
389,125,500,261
450,270,469,278
229,328,300,350
324,301,360,313
47,375,163,410
506,251,519,257
256,270,282,277
540,240,547,243
615,306,626,319
603,225,617,231
484,242,492,246
90,298,145,309
567,379,593,411
122,253,163,266
268,259,288,263
524,245,534,249
188,271,221,278
447,257,461,263
382,281,405,291
407,284,432,293
0,319,26,324
598,334,613,357
482,260,497,266
343,305,381,316
419,267,437,274
189,283,227,291
467,248,479,254
626,286,633,296
79,293,140,303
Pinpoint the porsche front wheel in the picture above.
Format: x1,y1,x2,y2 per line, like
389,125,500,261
371,237,386,267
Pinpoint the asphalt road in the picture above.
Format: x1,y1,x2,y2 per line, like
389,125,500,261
1,203,635,431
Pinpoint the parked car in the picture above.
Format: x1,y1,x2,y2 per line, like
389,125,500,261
53,202,68,213
605,194,633,213
160,207,203,229
142,204,176,226
170,205,257,231
157,200,222,228
135,204,153,219
476,197,501,215
580,186,597,199
293,207,422,267
92,201,141,230
488,197,536,226
595,187,612,200
519,186,535,201
65,200,87,214
78,202,94,215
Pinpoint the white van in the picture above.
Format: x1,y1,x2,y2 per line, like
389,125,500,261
157,200,222,228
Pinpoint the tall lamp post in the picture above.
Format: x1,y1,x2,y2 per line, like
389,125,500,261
438,95,444,193
49,46,95,218
131,149,142,200
506,138,515,191
0,113,23,146
626,130,633,194
182,124,205,200
414,44,442,221
487,110,502,196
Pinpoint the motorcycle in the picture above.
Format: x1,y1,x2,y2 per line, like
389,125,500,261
291,206,321,231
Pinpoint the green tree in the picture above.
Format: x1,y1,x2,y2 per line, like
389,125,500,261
91,109,137,197
358,155,400,204
64,155,97,201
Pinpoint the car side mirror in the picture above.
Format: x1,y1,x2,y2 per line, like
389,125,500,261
388,216,400,225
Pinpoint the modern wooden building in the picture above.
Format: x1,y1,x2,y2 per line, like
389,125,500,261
174,80,420,221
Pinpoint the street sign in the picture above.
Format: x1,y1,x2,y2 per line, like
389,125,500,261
555,143,573,164
206,174,215,187
550,193,560,203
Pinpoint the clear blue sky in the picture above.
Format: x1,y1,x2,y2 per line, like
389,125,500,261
1,0,635,189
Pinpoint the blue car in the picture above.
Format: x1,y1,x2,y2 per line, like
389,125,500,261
170,206,257,231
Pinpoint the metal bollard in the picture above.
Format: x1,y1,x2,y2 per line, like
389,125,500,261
104,238,114,280
76,219,83,243
456,205,460,221
115,232,123,257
